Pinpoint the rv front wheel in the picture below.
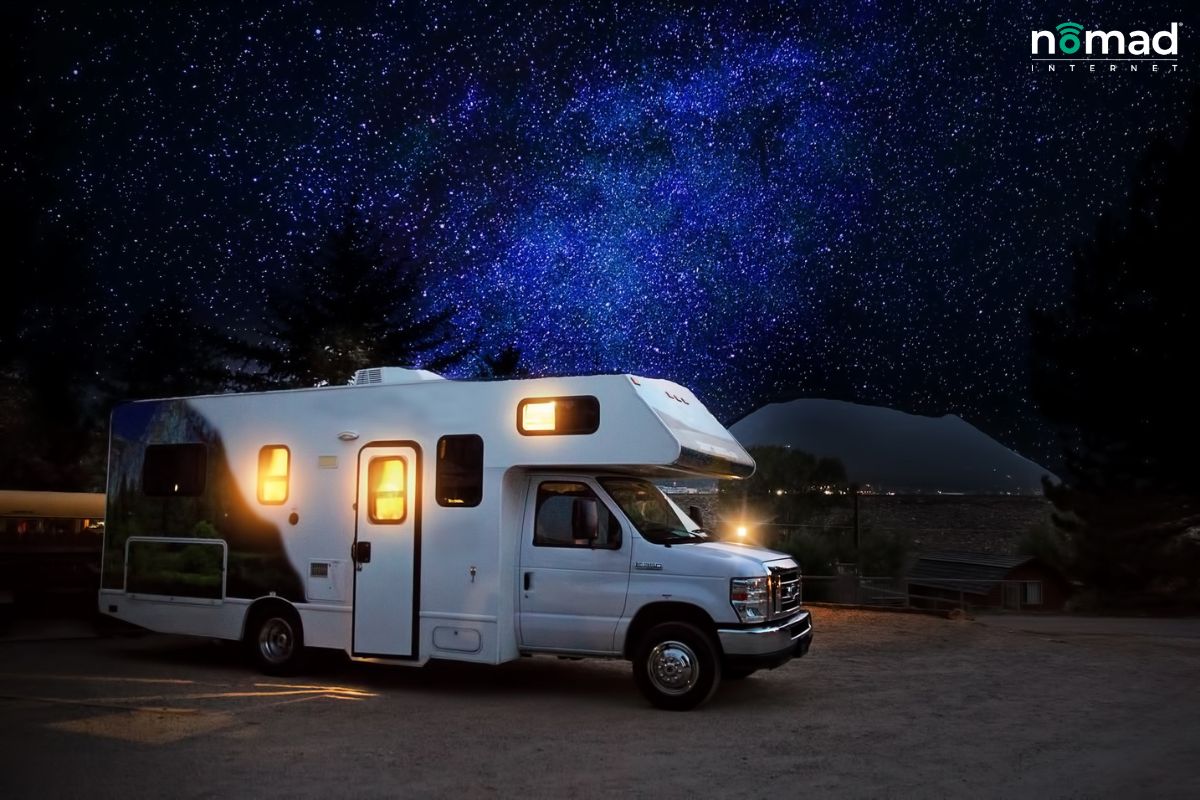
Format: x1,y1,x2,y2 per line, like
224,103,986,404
248,606,305,675
632,621,721,711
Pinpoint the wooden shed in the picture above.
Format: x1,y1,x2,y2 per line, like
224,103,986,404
907,551,1072,611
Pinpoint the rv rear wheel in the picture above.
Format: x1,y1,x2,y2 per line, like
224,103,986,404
248,606,305,675
632,621,721,711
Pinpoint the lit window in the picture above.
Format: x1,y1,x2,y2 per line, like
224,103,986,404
521,400,557,431
369,457,406,523
517,396,600,436
257,445,290,504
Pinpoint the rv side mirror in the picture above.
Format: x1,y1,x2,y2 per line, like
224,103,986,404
687,505,705,528
571,497,600,543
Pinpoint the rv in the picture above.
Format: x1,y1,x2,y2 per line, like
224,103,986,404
99,369,812,710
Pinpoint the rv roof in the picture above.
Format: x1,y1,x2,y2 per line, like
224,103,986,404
115,373,756,480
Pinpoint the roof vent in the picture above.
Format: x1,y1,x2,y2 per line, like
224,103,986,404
348,367,446,386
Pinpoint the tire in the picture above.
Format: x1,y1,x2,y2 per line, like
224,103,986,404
723,668,758,681
247,606,305,675
632,621,721,711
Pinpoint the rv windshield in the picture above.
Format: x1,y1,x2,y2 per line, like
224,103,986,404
599,478,707,544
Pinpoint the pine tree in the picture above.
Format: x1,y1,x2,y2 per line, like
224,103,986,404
480,345,529,379
1030,95,1200,604
229,206,468,389
108,291,227,402
0,219,108,490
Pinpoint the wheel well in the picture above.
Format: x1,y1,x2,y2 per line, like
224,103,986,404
623,602,718,658
242,597,300,642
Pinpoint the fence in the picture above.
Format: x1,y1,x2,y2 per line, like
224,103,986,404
689,492,1053,558
802,575,1051,613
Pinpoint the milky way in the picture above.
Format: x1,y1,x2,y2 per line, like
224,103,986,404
7,1,1197,462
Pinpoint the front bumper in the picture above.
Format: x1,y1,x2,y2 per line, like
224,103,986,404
717,609,813,670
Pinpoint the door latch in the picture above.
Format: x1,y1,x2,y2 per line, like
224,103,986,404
352,541,372,567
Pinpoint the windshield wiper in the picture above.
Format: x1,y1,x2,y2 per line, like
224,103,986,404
640,522,704,544
649,524,708,543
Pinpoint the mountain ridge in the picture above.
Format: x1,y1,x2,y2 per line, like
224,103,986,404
729,398,1053,494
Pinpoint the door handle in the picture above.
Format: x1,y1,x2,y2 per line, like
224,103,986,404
353,541,372,564
523,571,532,591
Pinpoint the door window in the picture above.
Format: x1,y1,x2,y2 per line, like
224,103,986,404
533,482,620,549
368,456,407,523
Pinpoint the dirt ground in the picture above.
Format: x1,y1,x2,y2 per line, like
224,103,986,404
1,607,1198,798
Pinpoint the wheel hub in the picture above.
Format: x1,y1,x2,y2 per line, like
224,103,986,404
259,618,294,664
648,640,698,695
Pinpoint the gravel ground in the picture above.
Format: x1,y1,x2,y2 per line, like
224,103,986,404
1,607,1198,798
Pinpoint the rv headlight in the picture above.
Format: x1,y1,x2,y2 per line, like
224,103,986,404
730,576,770,624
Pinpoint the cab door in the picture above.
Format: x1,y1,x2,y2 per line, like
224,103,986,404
352,443,420,658
518,476,632,653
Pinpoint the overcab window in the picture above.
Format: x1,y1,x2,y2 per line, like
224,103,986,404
517,396,600,436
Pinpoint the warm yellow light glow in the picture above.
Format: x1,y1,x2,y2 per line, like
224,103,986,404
521,400,557,432
736,525,748,538
258,446,290,504
370,457,406,522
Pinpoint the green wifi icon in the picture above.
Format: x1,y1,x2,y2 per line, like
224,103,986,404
1056,21,1084,54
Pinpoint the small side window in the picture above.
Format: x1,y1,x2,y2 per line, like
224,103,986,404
143,444,207,497
533,482,620,549
257,445,290,505
437,435,483,507
368,457,407,524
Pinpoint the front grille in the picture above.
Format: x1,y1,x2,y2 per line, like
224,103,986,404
769,566,802,618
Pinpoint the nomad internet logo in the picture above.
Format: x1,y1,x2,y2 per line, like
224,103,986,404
1030,21,1181,73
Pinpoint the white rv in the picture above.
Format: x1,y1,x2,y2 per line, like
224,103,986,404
99,369,812,710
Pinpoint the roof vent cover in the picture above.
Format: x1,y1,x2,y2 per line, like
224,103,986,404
348,367,445,386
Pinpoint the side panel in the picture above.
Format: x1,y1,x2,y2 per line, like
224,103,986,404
98,589,350,648
416,467,512,666
101,400,305,602
352,443,420,658
99,589,250,639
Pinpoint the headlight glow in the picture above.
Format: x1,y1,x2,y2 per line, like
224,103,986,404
731,576,770,623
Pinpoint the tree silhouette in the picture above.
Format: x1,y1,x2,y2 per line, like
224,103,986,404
1031,94,1200,603
107,291,227,402
0,219,108,490
480,344,529,379
228,206,468,389
719,444,849,522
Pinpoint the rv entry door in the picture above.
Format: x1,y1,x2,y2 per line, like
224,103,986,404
353,443,420,658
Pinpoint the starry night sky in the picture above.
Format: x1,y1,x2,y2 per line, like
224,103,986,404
5,1,1198,465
